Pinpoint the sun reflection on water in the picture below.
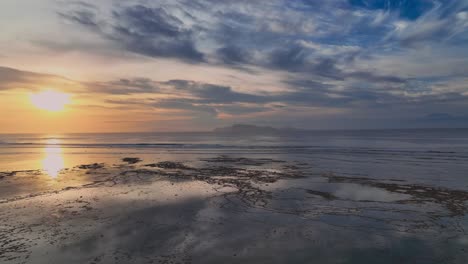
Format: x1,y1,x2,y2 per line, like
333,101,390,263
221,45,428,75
42,139,64,178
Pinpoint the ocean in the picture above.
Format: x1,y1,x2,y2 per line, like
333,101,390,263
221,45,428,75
1,129,468,263
1,129,467,187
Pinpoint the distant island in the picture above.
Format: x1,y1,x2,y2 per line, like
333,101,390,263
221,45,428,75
212,124,306,134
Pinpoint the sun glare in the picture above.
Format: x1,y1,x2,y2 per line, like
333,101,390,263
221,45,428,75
43,146,64,178
30,90,71,112
42,139,65,179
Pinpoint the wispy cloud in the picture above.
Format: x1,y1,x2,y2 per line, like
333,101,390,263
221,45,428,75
59,2,205,63
0,66,77,92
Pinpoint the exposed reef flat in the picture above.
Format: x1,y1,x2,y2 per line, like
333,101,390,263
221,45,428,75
1,155,467,263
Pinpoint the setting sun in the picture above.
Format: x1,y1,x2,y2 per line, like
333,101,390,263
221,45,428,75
30,90,71,112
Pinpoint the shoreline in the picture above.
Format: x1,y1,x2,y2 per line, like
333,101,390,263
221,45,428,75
1,156,467,263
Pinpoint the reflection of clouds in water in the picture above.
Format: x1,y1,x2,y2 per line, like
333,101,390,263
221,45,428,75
262,179,410,203
42,139,64,178
458,236,468,246
2,149,466,263
3,161,466,263
58,195,456,264
334,183,410,202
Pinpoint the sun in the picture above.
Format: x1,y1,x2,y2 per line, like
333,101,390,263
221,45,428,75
30,90,71,112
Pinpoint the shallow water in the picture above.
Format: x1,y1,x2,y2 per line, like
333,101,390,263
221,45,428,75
0,129,467,263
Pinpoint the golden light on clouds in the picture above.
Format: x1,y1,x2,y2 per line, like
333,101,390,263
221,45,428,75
30,90,71,112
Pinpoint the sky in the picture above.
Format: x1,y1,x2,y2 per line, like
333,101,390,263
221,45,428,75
0,0,467,133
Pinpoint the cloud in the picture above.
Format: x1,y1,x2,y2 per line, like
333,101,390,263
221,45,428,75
58,9,98,27
56,0,467,81
216,45,251,65
386,1,468,47
2,0,468,129
2,64,467,129
53,69,466,121
89,78,160,95
408,112,468,128
0,66,75,91
348,0,435,20
165,80,268,104
59,3,205,63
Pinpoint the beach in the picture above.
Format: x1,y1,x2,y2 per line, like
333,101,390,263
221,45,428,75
2,0,468,262
1,130,468,263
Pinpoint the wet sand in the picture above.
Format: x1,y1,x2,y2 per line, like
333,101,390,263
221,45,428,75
1,155,467,263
